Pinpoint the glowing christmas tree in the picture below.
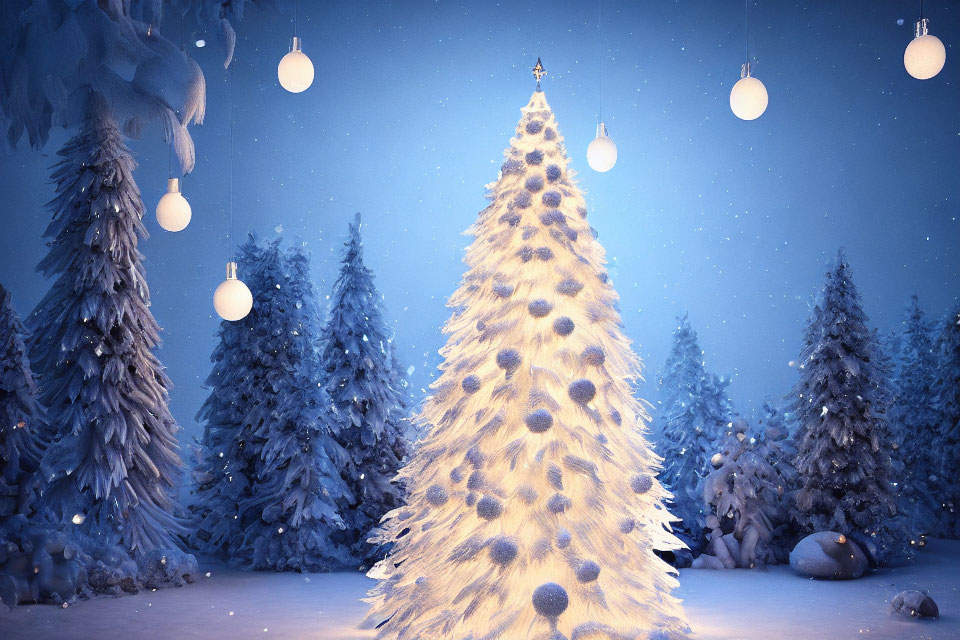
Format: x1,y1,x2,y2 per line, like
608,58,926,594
364,66,688,640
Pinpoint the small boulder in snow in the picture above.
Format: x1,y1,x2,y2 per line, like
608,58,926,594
891,590,939,619
789,531,868,580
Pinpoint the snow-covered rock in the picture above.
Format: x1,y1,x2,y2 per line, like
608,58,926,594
789,531,868,580
891,590,939,619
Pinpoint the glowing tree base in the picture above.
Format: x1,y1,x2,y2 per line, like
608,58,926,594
364,88,689,640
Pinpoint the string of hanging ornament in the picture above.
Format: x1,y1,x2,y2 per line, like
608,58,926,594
213,67,253,322
586,0,617,173
155,10,193,231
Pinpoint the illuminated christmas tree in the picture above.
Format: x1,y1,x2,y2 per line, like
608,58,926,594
364,65,689,640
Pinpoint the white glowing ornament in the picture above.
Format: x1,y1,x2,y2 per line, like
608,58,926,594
730,62,768,121
904,18,946,80
213,262,253,321
156,178,192,232
278,36,314,93
587,122,617,172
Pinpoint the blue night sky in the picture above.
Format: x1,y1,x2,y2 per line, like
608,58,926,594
1,0,957,445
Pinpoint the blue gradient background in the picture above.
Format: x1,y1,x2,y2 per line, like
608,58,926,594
1,1,957,446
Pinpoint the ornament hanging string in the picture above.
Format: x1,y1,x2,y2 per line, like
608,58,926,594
167,136,173,179
228,67,234,251
598,0,603,123
744,0,749,63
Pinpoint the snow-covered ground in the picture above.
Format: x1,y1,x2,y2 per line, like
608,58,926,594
3,539,958,640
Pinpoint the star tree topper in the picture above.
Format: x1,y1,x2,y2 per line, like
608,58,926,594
532,57,546,90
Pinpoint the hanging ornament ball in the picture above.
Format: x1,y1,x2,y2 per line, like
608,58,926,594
586,123,617,172
425,484,448,506
156,178,191,232
532,582,569,618
489,537,519,565
576,561,601,583
730,74,768,120
278,36,315,93
904,21,946,80
214,262,253,321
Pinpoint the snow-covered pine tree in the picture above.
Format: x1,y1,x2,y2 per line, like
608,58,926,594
695,418,782,569
790,249,909,565
756,401,797,499
192,236,353,571
191,236,267,557
889,297,940,536
657,315,733,555
932,304,960,538
28,93,186,557
320,214,411,562
0,284,45,521
755,401,798,561
363,86,689,639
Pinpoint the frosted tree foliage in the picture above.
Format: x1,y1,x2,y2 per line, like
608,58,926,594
192,236,353,571
320,214,411,562
27,93,186,556
790,250,907,565
890,296,939,535
657,315,733,554
754,402,798,561
0,284,45,521
0,1,211,173
191,237,265,558
696,419,782,569
933,305,960,538
364,90,689,640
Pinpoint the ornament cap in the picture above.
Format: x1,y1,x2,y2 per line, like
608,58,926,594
166,178,181,193
226,261,238,280
915,18,930,38
290,35,302,52
741,62,752,79
596,121,609,138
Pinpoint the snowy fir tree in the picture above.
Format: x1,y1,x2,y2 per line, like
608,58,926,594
756,401,798,503
363,86,689,639
0,284,45,522
192,235,353,571
656,315,734,555
319,214,411,563
694,418,782,569
790,249,909,565
751,401,799,561
28,93,187,558
889,297,940,536
932,304,960,538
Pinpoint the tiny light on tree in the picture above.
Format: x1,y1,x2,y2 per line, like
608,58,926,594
278,36,314,93
730,62,768,121
587,122,617,172
156,178,191,232
904,18,946,80
214,261,253,321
